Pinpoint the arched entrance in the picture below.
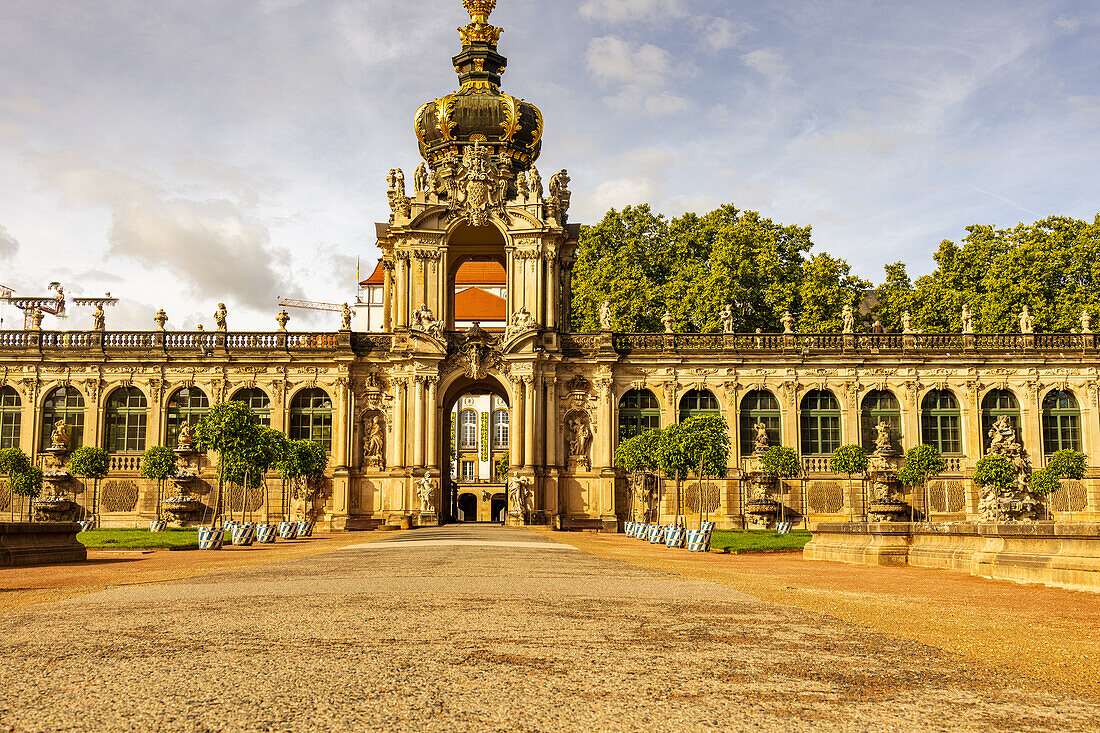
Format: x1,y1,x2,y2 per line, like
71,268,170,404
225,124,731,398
439,374,511,524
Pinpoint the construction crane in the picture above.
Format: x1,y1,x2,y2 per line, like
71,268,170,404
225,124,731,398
277,297,344,313
0,282,67,329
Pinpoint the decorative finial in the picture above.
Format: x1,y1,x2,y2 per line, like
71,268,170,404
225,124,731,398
463,0,496,24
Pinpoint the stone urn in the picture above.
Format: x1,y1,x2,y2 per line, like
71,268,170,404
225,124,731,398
163,495,202,521
866,429,908,522
743,459,780,529
33,496,75,522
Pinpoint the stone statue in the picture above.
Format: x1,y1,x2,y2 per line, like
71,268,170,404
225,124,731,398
515,170,528,197
50,419,70,450
154,308,168,331
31,307,44,330
528,167,543,200
567,416,592,469
411,303,444,339
842,304,855,333
363,415,385,469
416,471,437,514
214,303,228,332
753,422,769,453
781,311,795,334
92,304,105,331
507,473,530,517
548,169,571,221
340,302,352,331
387,167,412,219
443,143,507,227
1019,306,1033,334
394,168,406,198
874,420,892,454
505,305,537,341
987,415,1017,455
1082,310,1092,334
598,300,613,331
276,309,290,331
961,303,973,334
177,421,193,450
901,311,912,334
413,163,429,195
661,311,675,333
719,304,734,333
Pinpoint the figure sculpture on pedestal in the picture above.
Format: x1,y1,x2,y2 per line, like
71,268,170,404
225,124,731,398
177,421,194,450
340,302,352,331
1019,306,1034,334
363,415,385,470
753,422,769,453
719,304,734,334
51,420,70,450
842,304,855,333
416,471,437,514
214,303,228,332
412,303,445,339
961,303,973,334
92,304,105,331
598,300,613,331
504,306,537,341
508,473,530,517
413,163,429,196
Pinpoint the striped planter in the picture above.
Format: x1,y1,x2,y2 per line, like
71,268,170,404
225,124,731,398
197,527,224,550
230,524,255,546
638,523,654,540
664,525,686,549
149,520,167,533
686,522,715,553
255,524,277,544
624,521,634,537
297,520,315,537
647,524,665,544
77,520,94,533
278,521,299,540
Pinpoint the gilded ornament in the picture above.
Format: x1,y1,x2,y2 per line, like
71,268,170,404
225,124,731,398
436,96,456,141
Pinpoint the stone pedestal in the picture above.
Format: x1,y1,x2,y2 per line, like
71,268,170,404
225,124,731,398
417,511,438,527
0,522,87,567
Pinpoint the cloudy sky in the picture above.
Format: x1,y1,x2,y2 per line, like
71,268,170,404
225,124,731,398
1,0,1098,331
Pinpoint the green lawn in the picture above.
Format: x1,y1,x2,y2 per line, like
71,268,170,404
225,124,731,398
77,528,227,549
709,529,812,554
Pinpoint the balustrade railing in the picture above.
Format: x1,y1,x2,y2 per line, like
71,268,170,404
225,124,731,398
801,456,832,473
109,455,142,472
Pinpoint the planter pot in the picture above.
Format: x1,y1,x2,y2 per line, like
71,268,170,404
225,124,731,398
278,521,299,540
149,520,167,533
255,524,277,544
686,524,715,553
77,520,94,533
197,527,224,550
624,521,634,537
664,525,686,549
647,524,665,544
638,523,653,541
230,524,255,546
297,520,315,537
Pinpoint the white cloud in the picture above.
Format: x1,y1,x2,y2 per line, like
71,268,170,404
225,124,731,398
741,48,788,78
1054,16,1082,32
586,36,687,116
579,0,686,24
700,18,755,51
0,224,18,259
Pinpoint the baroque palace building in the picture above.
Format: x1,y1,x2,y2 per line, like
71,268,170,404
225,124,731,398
2,0,1099,530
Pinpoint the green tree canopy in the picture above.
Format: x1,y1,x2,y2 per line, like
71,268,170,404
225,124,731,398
0,447,31,476
656,416,730,481
67,447,110,480
140,447,178,482
278,439,328,484
615,428,663,475
194,401,261,457
1028,467,1062,497
8,466,42,499
759,446,801,479
829,445,868,477
972,455,1016,494
1048,449,1087,480
898,445,946,487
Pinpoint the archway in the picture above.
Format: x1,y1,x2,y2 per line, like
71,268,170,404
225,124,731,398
444,223,508,331
438,373,511,524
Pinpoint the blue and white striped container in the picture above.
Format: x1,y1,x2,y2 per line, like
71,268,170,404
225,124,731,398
638,523,653,540
255,524,277,544
664,525,686,549
297,520,314,537
686,521,715,553
149,520,167,533
197,526,224,550
278,521,299,540
647,524,665,544
230,524,255,546
77,520,94,533
625,521,637,537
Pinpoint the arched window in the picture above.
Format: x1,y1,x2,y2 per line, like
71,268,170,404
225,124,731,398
0,387,20,449
740,390,781,456
231,388,271,426
920,389,961,455
41,386,85,452
981,389,1020,452
459,409,479,450
617,389,660,444
860,390,901,453
800,390,841,456
105,387,148,453
1042,390,1080,454
289,388,332,451
166,387,210,447
491,409,509,450
678,389,720,422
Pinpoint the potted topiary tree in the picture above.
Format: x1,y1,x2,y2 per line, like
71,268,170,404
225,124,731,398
830,444,868,522
193,401,261,550
67,446,110,531
897,444,945,523
759,445,802,528
0,447,32,521
656,422,692,547
682,415,729,552
276,439,328,539
8,464,43,522
614,428,662,537
255,427,288,544
140,446,178,532
1030,448,1087,519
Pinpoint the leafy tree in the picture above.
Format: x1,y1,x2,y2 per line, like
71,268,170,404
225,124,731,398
873,262,913,332
68,446,110,525
0,447,31,476
194,401,261,528
797,253,871,333
1028,467,1061,497
8,466,42,522
140,446,178,520
972,455,1016,495
830,444,868,520
615,428,662,522
656,416,730,525
494,454,509,483
1047,449,1086,480
277,439,328,521
898,444,945,521
759,446,802,480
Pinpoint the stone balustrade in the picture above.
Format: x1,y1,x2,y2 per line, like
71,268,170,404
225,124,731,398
0,330,367,355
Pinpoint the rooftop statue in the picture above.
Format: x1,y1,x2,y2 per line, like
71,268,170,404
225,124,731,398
961,303,973,334
781,311,795,334
1019,305,1034,334
842,304,855,333
214,303,227,332
599,300,613,331
719,304,734,334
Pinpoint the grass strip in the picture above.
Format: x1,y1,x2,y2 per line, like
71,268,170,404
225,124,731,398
709,529,812,553
77,528,229,549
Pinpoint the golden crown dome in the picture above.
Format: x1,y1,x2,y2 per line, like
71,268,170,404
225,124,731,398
414,0,543,175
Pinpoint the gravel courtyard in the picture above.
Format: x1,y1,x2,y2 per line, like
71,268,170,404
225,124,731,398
1,525,1097,732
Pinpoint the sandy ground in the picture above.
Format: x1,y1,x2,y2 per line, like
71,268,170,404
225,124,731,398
1,526,1098,732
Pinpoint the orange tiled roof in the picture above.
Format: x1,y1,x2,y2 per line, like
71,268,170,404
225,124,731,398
455,261,506,285
359,260,385,286
455,287,506,320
